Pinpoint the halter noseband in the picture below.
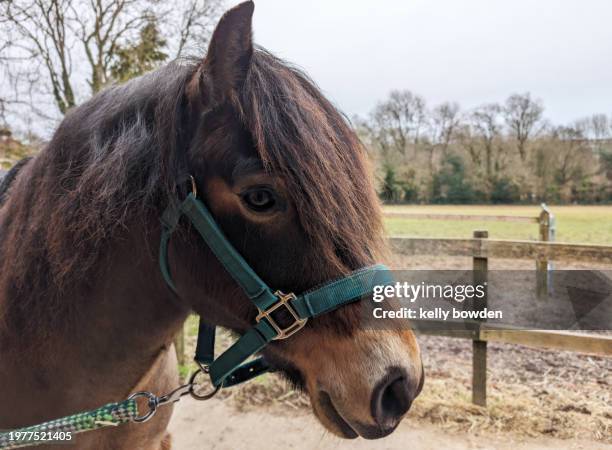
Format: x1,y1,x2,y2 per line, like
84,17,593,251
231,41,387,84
159,180,393,388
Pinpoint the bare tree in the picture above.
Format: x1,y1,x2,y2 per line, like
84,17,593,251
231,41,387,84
455,122,480,166
421,101,460,175
581,113,611,145
550,125,598,200
172,0,223,57
502,92,545,161
370,89,427,156
592,114,609,139
2,0,79,114
0,0,222,121
0,39,10,125
430,102,460,154
471,103,502,179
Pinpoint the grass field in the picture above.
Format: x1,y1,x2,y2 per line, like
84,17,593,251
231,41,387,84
383,205,612,245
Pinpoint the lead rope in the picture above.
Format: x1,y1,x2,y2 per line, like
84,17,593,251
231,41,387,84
0,368,217,449
0,400,137,449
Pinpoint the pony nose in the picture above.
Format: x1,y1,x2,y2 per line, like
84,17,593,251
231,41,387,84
371,368,414,427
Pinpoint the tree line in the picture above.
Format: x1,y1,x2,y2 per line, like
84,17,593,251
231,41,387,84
355,91,612,204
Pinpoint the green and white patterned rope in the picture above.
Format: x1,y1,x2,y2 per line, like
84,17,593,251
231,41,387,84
0,398,138,449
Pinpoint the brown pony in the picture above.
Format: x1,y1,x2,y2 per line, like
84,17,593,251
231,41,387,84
0,2,422,448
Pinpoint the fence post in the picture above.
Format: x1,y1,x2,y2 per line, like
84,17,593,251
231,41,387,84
472,230,488,407
537,204,555,299
174,322,185,367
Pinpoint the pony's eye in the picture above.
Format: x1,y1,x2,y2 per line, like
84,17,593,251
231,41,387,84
242,188,276,212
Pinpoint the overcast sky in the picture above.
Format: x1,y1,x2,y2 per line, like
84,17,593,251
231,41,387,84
228,0,612,124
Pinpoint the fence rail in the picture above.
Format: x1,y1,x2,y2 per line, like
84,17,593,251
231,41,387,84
413,322,612,356
384,212,539,223
389,236,612,264
385,204,558,297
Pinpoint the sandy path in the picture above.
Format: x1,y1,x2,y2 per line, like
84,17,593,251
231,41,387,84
168,398,610,450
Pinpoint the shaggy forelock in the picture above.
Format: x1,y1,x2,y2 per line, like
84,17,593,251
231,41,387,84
237,48,385,271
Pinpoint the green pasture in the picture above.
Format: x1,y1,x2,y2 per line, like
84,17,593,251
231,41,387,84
383,205,612,245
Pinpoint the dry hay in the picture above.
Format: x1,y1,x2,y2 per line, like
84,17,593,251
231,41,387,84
409,335,611,442
410,376,611,442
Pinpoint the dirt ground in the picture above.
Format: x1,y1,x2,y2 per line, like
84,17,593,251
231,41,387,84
168,397,611,450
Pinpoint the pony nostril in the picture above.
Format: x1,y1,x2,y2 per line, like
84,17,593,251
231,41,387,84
371,369,413,426
382,377,411,416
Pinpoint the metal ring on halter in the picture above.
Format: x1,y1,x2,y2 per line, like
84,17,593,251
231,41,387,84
128,391,159,423
189,175,197,197
189,366,220,400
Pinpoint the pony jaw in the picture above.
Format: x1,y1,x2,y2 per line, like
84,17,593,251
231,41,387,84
270,328,423,440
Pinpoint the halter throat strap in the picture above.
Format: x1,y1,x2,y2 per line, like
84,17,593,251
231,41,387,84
160,192,393,387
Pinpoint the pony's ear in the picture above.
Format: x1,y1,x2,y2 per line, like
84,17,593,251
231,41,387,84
195,1,254,105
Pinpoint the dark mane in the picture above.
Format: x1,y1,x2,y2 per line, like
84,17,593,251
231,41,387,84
1,48,384,315
0,62,194,311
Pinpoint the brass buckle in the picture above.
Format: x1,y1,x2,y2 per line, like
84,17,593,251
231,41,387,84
256,291,307,340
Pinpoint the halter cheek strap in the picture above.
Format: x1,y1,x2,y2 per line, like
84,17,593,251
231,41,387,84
160,192,394,388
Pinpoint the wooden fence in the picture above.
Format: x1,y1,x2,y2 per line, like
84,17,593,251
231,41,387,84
386,203,556,297
389,230,612,406
389,236,612,264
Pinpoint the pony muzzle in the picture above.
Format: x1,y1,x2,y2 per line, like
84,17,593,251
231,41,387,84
284,327,423,440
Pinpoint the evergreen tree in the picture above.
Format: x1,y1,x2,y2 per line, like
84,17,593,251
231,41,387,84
111,18,168,83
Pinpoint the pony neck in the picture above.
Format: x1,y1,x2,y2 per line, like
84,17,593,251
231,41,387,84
0,207,189,425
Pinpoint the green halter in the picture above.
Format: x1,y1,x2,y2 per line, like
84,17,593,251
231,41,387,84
160,188,394,388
